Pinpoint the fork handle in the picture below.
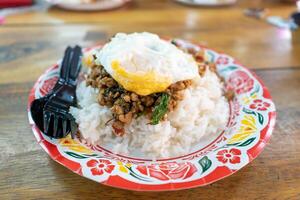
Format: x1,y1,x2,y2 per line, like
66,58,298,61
66,45,82,86
59,46,72,84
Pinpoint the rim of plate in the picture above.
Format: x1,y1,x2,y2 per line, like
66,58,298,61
27,39,276,191
45,0,131,11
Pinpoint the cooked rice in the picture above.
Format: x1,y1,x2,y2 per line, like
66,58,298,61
70,69,229,158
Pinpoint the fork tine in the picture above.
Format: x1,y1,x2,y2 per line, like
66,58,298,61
53,115,59,138
43,111,51,134
70,120,77,139
62,119,67,137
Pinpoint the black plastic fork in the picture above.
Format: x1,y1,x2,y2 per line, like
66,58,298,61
43,46,82,138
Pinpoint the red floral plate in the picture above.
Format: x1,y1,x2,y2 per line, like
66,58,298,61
27,39,276,191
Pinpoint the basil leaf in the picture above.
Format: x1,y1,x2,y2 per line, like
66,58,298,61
150,93,170,125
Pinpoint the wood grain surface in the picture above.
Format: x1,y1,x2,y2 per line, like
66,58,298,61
0,0,299,199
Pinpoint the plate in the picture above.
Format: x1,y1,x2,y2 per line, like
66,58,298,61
28,39,276,191
46,0,130,11
174,0,237,6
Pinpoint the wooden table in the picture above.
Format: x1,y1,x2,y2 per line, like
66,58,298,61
0,0,299,199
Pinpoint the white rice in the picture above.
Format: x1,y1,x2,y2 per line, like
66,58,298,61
70,69,229,159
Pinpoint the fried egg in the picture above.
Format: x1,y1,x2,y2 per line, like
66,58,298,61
95,32,198,95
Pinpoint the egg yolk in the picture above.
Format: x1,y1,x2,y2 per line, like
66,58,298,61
111,60,171,96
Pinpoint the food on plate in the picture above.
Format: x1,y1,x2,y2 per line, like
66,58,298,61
70,32,232,158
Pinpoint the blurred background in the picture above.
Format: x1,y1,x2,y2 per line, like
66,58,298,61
0,1,299,83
